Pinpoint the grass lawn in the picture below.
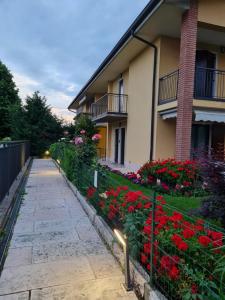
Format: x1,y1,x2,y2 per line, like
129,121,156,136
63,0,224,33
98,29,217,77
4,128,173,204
108,171,202,212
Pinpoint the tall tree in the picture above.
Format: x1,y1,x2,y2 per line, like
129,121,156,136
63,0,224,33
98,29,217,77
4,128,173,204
12,91,63,156
0,61,21,138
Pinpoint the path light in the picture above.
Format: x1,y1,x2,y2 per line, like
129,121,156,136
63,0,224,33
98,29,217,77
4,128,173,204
45,150,50,156
114,229,133,291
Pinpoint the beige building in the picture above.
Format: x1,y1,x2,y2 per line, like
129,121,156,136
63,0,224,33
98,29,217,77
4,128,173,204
69,0,225,171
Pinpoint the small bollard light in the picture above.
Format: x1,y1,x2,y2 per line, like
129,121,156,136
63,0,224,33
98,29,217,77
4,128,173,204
114,229,133,291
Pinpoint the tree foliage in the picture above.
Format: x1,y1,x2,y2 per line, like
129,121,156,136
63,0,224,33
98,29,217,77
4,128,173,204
0,61,21,138
11,91,64,156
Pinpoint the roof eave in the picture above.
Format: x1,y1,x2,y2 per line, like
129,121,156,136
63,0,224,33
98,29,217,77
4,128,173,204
68,0,165,109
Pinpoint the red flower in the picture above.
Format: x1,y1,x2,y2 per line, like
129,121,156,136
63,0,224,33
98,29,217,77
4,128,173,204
212,239,223,248
191,284,198,294
198,235,211,247
143,226,151,235
108,211,115,220
147,264,151,271
144,202,152,209
182,229,195,239
144,243,151,254
168,266,179,280
136,202,142,209
171,234,182,246
87,187,96,199
177,241,188,251
160,255,171,270
127,205,135,213
211,231,223,241
170,212,183,222
141,253,148,264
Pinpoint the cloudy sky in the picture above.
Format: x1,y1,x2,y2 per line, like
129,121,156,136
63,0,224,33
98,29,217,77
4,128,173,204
0,0,149,122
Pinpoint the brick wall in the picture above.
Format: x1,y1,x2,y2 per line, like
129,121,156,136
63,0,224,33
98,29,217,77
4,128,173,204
175,0,198,160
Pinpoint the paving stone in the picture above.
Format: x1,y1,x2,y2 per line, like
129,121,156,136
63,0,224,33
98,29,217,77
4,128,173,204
30,277,136,300
87,253,122,279
13,221,34,234
0,292,29,299
4,247,32,268
0,258,95,295
32,241,86,263
0,159,136,299
10,230,78,248
34,219,75,233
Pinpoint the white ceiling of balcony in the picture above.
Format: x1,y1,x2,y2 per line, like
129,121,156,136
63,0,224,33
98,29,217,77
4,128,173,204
198,26,225,47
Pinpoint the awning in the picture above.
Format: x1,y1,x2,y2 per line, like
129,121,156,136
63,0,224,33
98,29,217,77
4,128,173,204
194,110,225,123
159,109,177,120
160,109,225,123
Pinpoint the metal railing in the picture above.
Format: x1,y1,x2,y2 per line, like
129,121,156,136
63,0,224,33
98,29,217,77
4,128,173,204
158,67,225,104
158,70,179,104
195,67,225,100
76,106,91,118
0,141,30,202
62,161,225,300
91,93,128,119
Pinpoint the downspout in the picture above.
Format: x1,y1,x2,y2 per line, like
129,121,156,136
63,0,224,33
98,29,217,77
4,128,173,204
132,32,158,161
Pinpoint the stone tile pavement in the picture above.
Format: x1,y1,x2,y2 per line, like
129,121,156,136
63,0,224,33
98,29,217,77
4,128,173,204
0,159,137,300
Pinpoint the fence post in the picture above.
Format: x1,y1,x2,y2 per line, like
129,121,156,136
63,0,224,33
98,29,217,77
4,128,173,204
150,191,156,287
94,170,98,188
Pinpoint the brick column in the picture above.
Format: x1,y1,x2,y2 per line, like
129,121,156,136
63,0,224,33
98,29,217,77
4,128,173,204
175,0,198,161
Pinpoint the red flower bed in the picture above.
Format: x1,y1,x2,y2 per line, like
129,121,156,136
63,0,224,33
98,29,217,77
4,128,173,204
86,185,225,299
138,158,198,194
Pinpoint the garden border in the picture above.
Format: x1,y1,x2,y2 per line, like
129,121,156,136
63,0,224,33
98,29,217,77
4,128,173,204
54,159,166,300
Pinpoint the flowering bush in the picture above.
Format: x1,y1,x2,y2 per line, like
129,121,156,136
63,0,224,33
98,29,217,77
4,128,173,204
86,185,225,299
138,159,198,195
92,133,102,141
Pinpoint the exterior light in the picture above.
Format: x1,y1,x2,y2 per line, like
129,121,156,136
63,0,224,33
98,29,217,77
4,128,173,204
56,159,61,164
45,150,50,156
114,229,132,291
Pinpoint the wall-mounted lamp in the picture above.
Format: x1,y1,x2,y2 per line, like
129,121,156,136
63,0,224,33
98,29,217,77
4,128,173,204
114,229,133,291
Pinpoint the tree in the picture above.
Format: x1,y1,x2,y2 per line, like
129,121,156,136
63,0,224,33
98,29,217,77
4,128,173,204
0,61,21,138
12,91,63,156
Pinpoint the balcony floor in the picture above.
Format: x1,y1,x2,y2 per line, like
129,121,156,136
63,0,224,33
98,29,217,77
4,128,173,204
92,112,127,123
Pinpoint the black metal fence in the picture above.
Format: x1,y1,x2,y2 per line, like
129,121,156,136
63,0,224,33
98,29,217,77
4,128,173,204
0,141,30,202
195,67,225,100
158,67,225,104
158,70,179,104
91,93,128,119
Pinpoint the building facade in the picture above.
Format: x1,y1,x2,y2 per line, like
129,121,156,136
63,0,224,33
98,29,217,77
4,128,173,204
69,0,225,171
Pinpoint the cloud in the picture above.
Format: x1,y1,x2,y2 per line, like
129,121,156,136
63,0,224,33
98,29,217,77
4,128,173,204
0,0,149,121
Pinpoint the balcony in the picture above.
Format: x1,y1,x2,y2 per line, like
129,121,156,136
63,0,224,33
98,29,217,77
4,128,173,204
158,67,225,105
75,106,91,118
91,93,128,122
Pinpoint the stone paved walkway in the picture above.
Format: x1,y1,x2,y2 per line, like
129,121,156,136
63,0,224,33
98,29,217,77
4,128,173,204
0,159,136,300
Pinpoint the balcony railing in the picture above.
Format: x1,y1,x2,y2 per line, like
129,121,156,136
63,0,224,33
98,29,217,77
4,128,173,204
91,93,128,121
158,67,225,104
158,70,179,104
75,106,91,118
194,67,225,100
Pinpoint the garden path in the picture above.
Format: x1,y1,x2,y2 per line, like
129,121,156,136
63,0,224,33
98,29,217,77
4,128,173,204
0,159,136,300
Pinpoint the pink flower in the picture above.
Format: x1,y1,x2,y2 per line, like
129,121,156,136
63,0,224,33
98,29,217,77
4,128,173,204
92,134,102,141
80,130,86,134
74,137,83,145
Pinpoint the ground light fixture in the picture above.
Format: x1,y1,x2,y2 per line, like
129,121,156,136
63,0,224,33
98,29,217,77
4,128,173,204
114,229,133,291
